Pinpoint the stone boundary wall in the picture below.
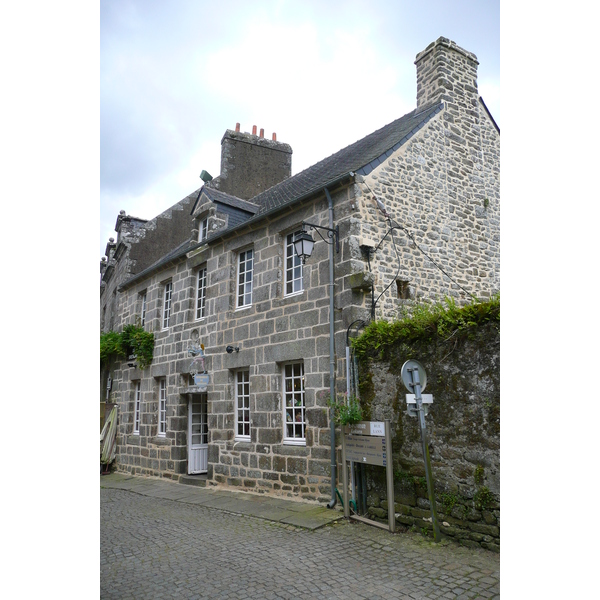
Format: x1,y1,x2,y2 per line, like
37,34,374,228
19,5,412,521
356,320,499,551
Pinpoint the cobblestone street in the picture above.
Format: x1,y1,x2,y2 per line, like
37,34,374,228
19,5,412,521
101,487,499,599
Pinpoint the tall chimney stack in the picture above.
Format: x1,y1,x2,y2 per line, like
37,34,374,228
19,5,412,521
415,37,479,110
214,125,293,200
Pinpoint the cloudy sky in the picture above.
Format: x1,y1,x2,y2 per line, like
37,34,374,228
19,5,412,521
100,0,499,258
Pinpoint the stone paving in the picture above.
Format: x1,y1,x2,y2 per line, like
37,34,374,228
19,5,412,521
101,476,499,599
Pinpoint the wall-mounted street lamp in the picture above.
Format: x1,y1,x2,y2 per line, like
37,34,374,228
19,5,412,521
293,221,339,264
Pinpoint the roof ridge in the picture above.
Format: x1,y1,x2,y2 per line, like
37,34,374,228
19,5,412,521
248,101,444,211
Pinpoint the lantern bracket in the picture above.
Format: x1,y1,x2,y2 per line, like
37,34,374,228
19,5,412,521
302,221,339,254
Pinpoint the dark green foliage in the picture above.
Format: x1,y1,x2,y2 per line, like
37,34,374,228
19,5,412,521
352,295,499,361
100,331,125,364
100,324,155,369
121,324,155,369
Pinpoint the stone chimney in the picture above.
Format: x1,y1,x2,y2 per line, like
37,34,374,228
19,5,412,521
415,37,479,110
212,124,293,200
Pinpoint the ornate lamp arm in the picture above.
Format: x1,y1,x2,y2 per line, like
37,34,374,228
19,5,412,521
302,221,339,254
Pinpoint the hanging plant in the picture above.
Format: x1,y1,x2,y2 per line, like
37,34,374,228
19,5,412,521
121,324,155,369
100,325,155,369
100,331,125,364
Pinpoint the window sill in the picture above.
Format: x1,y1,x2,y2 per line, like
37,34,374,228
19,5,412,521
284,290,304,299
283,439,306,446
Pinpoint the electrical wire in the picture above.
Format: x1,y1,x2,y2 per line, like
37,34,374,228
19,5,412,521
390,219,479,301
358,178,479,308
372,222,403,310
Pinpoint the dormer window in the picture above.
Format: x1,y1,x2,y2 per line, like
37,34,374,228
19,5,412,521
198,218,208,242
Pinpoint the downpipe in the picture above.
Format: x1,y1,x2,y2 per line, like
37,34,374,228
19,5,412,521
324,186,337,509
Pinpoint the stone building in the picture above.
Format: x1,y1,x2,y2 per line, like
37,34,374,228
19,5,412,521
100,37,500,505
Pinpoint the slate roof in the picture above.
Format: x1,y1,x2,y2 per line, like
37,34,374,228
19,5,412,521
119,101,444,289
249,101,443,216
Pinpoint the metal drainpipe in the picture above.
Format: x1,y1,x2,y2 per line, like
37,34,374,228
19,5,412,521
324,186,337,508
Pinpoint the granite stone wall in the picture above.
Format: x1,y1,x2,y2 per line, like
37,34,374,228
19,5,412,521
110,187,357,503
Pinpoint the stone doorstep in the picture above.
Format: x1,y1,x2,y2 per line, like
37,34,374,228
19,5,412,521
178,474,208,487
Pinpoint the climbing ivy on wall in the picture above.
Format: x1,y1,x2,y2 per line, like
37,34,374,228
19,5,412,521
352,295,499,362
100,324,155,369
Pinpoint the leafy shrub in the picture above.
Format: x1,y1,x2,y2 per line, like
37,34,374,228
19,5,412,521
328,393,363,426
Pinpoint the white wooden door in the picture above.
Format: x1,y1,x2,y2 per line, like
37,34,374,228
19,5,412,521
188,394,208,474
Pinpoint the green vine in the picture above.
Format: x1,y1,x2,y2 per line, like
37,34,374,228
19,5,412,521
100,324,155,369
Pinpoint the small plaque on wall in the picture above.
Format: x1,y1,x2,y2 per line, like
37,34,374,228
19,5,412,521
193,373,210,388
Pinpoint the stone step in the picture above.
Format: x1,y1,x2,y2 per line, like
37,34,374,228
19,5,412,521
179,474,208,487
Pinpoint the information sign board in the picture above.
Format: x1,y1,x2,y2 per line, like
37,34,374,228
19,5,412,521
344,434,387,466
348,421,385,436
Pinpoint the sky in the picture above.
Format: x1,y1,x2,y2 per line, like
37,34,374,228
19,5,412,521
100,0,500,258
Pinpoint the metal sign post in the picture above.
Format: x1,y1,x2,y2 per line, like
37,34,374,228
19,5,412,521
401,360,441,542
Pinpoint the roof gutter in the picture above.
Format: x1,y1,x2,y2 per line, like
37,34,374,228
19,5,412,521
204,171,356,246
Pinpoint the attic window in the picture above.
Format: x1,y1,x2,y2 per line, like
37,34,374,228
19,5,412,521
396,279,411,300
198,218,208,242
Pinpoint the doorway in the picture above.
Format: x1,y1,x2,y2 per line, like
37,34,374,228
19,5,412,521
188,393,208,474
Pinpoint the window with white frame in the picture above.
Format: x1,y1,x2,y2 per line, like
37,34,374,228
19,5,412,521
140,292,147,327
158,379,167,436
196,267,207,320
235,370,251,441
133,381,141,434
237,249,253,308
162,282,172,329
283,362,305,443
198,218,208,242
285,232,304,296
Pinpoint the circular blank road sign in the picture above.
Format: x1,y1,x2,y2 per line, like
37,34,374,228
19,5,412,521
400,359,427,393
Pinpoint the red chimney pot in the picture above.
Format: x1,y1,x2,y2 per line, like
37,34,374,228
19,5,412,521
235,123,240,132
252,125,257,135
259,128,264,138
272,132,277,141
